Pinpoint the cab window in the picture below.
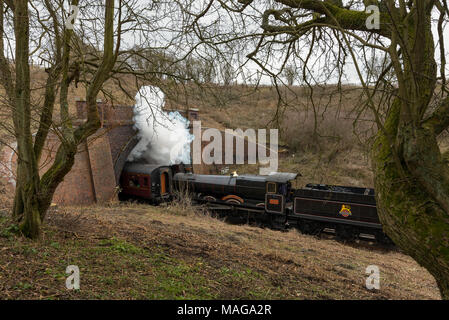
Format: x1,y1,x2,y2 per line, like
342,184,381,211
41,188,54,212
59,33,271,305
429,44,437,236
266,182,277,194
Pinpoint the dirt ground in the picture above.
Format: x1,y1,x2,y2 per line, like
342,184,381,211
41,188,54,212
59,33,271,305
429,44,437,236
0,201,440,300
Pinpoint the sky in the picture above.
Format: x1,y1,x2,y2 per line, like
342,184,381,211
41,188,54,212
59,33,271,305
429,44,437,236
4,1,449,86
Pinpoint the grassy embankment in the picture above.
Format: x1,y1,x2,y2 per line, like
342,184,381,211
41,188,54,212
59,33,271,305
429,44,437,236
0,199,440,300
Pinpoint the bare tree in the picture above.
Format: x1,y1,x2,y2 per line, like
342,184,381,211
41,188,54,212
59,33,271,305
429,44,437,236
0,0,119,239
282,64,298,86
219,61,235,86
174,0,449,299
0,0,193,239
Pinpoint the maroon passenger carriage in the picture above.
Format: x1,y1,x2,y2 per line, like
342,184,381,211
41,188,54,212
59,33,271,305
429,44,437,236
119,162,173,203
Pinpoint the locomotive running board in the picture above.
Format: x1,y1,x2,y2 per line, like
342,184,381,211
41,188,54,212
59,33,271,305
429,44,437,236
205,204,266,213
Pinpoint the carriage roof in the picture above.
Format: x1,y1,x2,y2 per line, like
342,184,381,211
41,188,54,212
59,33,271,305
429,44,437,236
123,162,168,175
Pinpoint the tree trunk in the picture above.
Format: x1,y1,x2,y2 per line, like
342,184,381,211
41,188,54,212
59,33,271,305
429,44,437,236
12,147,77,239
7,0,116,239
12,162,24,220
19,189,42,239
372,106,449,300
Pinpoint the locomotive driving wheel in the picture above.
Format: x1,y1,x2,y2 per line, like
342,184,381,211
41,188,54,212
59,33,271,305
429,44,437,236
225,199,242,205
298,220,321,235
336,225,356,242
203,195,217,202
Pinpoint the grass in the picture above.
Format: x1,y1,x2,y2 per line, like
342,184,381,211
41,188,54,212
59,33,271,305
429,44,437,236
0,202,441,300
0,215,212,299
0,211,282,299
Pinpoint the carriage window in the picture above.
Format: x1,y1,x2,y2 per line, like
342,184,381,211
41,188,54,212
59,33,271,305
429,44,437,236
129,176,140,188
266,182,277,194
143,177,149,186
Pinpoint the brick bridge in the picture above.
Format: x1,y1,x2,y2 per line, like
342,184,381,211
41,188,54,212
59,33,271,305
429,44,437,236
0,100,200,205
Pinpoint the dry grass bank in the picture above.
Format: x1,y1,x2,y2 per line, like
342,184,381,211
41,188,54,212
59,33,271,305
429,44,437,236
0,201,440,300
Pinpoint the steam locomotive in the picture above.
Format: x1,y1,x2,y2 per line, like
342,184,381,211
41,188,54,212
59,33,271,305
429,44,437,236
119,162,392,244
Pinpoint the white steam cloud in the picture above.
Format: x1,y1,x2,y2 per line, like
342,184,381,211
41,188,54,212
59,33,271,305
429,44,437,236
127,85,194,165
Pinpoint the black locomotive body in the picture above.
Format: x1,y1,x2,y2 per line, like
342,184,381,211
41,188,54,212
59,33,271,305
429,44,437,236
173,172,297,208
296,184,378,225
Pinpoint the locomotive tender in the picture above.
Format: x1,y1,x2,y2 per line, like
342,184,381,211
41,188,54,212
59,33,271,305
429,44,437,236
119,161,391,243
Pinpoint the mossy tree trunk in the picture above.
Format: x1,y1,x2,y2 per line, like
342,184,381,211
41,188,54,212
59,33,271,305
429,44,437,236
371,2,449,299
373,100,449,299
245,0,449,298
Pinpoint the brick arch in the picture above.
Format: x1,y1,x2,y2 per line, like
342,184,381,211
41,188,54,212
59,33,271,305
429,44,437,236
113,132,139,184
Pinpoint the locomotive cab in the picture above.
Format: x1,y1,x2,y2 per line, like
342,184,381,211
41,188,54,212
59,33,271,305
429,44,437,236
264,173,299,215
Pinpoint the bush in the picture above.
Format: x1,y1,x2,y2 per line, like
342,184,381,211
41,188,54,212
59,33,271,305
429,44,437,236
282,108,375,159
164,188,210,217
